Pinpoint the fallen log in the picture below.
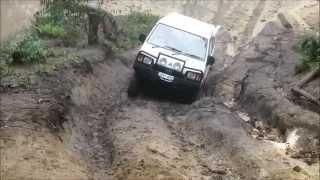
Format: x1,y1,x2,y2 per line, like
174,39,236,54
296,68,320,88
291,67,320,106
291,87,320,106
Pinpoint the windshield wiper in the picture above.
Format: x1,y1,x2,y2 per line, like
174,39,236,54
151,44,162,48
174,51,202,60
163,46,182,53
152,45,182,53
152,45,201,60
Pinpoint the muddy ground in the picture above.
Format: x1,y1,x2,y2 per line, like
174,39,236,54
1,1,319,180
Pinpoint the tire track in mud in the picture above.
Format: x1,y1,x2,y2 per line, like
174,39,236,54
155,99,253,179
105,98,218,179
43,40,317,180
239,0,267,46
210,0,231,25
67,50,311,179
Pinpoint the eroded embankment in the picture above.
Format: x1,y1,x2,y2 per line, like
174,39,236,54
210,20,319,168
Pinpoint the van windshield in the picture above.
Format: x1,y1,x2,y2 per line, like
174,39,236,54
147,24,208,61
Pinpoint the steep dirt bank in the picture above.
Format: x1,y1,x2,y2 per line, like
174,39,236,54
210,14,319,169
0,47,112,180
213,21,319,129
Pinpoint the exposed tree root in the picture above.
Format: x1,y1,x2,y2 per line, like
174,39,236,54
291,68,320,106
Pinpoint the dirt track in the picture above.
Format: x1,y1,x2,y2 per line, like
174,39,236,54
1,45,318,180
0,0,319,180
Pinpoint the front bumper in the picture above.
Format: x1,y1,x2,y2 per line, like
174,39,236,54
133,63,201,92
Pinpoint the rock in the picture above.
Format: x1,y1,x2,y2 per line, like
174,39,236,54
252,128,260,133
293,166,302,172
304,158,315,165
265,134,277,141
237,111,250,122
291,153,303,159
254,121,264,130
257,135,264,140
209,175,224,180
38,98,50,104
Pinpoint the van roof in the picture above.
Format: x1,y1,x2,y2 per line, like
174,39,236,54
157,13,219,39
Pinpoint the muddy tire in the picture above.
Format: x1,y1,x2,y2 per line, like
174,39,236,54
180,89,200,104
127,74,141,97
190,90,200,102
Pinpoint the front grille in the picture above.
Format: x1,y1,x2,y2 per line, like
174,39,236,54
154,64,184,78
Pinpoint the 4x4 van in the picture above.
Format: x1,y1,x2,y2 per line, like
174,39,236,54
128,13,220,100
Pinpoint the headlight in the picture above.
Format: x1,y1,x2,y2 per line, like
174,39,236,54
173,62,182,71
158,58,167,66
143,56,153,65
137,54,144,62
158,58,182,72
186,71,202,81
136,53,153,65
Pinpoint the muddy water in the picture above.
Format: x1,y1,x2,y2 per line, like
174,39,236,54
0,0,40,43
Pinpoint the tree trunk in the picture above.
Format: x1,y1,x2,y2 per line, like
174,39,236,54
88,11,99,45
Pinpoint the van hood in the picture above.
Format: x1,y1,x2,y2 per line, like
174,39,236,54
140,43,206,73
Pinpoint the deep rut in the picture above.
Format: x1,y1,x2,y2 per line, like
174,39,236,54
106,98,219,179
58,48,317,179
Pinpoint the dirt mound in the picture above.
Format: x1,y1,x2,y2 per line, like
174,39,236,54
212,19,319,167
0,80,90,179
0,47,133,180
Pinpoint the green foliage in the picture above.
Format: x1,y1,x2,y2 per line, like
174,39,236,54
118,12,159,48
0,33,47,65
62,25,81,46
295,33,320,73
36,23,66,38
33,0,87,46
38,0,87,26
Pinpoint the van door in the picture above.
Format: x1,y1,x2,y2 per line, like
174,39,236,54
202,37,215,85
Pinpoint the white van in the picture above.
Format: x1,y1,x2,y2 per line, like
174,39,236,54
128,13,220,100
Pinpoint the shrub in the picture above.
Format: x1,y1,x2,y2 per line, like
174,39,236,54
117,12,159,48
35,0,89,27
13,34,47,64
0,34,48,65
36,23,65,38
62,25,81,46
33,0,87,46
295,33,320,73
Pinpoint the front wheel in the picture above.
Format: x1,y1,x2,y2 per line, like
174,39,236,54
181,88,200,104
127,74,141,97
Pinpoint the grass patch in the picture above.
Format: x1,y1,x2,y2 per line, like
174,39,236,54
36,23,66,38
116,12,160,49
0,33,48,65
32,0,87,47
294,32,320,74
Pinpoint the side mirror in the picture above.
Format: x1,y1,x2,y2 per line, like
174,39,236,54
139,34,146,43
207,56,215,65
